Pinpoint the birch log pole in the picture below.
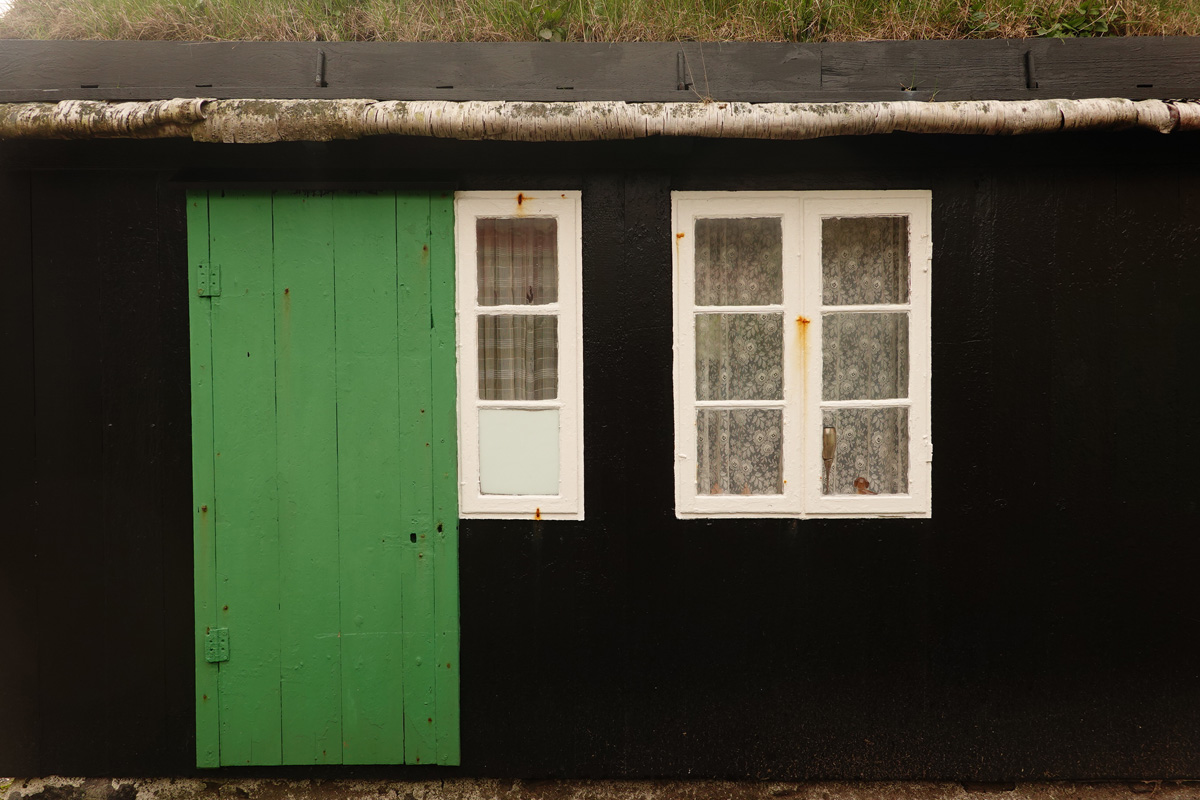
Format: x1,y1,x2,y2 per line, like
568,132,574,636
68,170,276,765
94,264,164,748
2,98,1199,142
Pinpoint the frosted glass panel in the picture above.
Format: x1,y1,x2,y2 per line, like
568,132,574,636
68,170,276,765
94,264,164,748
821,407,908,496
822,216,909,305
476,217,558,306
478,314,558,401
696,408,783,495
695,217,783,306
695,313,783,401
822,313,909,400
479,408,560,495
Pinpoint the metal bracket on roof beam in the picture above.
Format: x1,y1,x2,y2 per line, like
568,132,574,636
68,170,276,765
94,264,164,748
1025,50,1038,90
677,51,692,92
316,49,327,88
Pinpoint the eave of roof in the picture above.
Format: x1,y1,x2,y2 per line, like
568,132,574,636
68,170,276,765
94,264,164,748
4,39,1200,143
4,39,1200,104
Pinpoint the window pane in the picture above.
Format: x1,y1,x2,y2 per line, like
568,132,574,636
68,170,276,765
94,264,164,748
478,314,558,400
476,217,558,306
822,313,909,400
822,216,909,306
697,408,783,495
695,313,783,401
479,409,559,494
820,407,908,496
695,217,783,306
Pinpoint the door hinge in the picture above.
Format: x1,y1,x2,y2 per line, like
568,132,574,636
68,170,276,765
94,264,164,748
204,627,230,663
198,262,221,297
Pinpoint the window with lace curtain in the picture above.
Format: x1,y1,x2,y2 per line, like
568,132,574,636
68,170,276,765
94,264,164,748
673,191,932,519
455,191,583,519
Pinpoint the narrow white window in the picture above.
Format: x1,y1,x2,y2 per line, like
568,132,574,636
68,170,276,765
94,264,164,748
456,191,583,520
673,191,931,519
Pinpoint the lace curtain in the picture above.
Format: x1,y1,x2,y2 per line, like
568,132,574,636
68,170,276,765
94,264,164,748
693,217,785,495
694,217,783,306
822,407,909,495
821,216,910,495
697,409,784,495
476,218,558,400
822,216,909,305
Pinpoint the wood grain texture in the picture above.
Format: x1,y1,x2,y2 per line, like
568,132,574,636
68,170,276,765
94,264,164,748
31,172,109,775
157,183,202,775
272,192,343,765
209,191,283,766
98,172,172,771
1,40,1199,103
9,133,1200,781
394,193,437,765
429,191,461,765
8,170,192,776
189,190,459,767
187,190,221,768
333,192,408,764
0,168,39,775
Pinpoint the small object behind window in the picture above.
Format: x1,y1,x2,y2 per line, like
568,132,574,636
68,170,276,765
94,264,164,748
853,477,878,495
822,425,837,494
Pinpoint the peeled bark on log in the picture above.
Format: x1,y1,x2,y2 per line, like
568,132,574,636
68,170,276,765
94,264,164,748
0,98,209,139
2,98,1198,143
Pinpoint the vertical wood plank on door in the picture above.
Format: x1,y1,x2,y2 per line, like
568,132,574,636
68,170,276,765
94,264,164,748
187,191,221,768
273,193,343,765
334,192,407,764
209,191,283,766
429,191,462,765
396,194,438,764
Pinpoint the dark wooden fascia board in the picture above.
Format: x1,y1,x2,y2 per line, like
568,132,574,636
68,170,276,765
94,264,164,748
1,39,1199,103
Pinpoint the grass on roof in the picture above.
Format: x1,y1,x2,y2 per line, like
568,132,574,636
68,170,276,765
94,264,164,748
1,0,1197,40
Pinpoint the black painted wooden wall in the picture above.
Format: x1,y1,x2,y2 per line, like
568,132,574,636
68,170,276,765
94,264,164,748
2,130,1199,779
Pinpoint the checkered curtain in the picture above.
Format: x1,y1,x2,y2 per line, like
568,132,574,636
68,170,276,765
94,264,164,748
476,218,559,401
478,315,558,400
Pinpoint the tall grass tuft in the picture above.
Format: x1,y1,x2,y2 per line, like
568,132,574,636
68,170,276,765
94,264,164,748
1,0,1197,40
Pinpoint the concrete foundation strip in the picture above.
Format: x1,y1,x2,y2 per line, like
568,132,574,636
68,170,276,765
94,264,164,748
1,98,1199,143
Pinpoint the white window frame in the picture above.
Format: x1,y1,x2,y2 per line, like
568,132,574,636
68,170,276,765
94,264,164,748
455,191,584,520
673,190,932,519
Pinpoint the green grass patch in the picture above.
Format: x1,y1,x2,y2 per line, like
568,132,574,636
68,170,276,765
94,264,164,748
1,0,1197,40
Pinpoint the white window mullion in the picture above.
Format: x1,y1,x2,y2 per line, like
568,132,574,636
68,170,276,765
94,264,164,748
695,399,788,409
819,399,914,409
694,304,786,314
673,200,700,514
781,205,805,513
821,303,912,314
476,304,561,315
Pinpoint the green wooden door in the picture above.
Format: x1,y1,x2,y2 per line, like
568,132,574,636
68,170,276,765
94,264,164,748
187,190,460,767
